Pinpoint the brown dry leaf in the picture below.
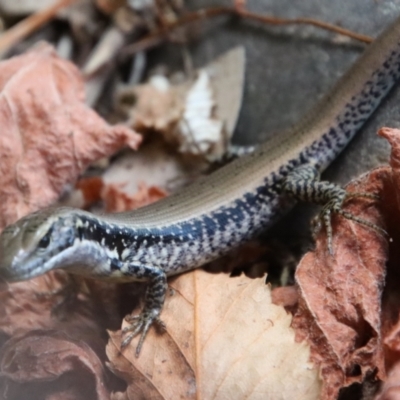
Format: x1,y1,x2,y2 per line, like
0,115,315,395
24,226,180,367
383,315,400,373
123,75,184,133
293,167,389,399
103,182,167,212
292,128,400,399
0,271,124,398
0,273,68,336
375,362,400,400
0,42,141,229
0,272,116,340
63,142,190,212
107,270,321,399
0,330,110,400
76,176,105,206
271,286,299,311
65,177,167,212
374,127,400,400
380,128,400,190
120,47,245,161
377,316,400,398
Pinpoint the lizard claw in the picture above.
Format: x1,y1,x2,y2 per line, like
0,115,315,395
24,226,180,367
314,190,386,255
121,311,166,356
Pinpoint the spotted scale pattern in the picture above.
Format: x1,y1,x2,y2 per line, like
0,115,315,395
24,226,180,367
70,182,286,279
304,47,400,172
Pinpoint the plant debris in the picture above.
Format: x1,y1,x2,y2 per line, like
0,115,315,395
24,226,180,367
118,46,245,161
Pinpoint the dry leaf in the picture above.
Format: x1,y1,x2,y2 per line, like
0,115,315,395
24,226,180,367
121,47,245,161
380,128,400,191
73,176,167,212
176,47,245,161
103,182,167,212
271,286,299,310
107,271,321,399
124,74,184,133
63,176,167,213
375,362,400,400
291,125,400,399
292,128,400,399
177,69,224,155
0,331,110,400
293,167,389,399
0,271,124,397
0,272,113,338
383,315,400,372
375,314,400,400
0,43,141,229
76,176,105,206
103,142,207,195
373,127,400,400
0,273,67,335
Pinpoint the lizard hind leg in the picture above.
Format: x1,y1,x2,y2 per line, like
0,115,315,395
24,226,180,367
316,193,386,255
282,163,386,255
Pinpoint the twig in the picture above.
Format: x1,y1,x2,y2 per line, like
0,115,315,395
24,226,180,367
0,0,78,56
237,8,373,43
121,5,373,58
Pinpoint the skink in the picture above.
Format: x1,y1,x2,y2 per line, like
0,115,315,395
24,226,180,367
1,15,400,355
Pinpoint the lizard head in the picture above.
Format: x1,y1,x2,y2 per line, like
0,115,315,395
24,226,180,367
0,208,76,282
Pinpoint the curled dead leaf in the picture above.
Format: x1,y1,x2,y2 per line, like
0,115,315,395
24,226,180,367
0,271,126,397
0,330,110,400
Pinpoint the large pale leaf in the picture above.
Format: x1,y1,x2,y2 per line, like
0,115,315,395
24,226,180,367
107,271,321,399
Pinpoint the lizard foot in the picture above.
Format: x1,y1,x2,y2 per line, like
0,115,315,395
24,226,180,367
121,310,166,356
313,191,387,255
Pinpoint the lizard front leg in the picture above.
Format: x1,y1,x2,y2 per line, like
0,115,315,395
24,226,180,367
120,263,167,356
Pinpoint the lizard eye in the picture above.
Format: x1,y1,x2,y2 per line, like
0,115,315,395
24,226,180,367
38,230,52,249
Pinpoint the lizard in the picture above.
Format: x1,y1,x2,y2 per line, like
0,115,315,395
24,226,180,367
1,14,400,356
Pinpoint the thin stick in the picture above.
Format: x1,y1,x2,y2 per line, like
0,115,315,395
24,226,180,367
121,6,373,58
238,8,373,43
0,0,78,55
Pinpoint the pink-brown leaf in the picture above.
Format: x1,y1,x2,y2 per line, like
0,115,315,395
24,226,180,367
0,43,141,229
293,168,390,400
